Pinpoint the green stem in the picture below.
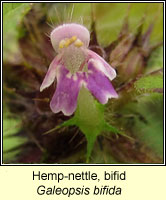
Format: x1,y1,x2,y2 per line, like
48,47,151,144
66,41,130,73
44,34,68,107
76,87,102,161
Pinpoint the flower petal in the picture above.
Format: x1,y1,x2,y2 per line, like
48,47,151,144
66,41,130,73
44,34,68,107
50,66,83,116
86,59,118,104
88,49,116,80
51,23,90,52
40,55,61,92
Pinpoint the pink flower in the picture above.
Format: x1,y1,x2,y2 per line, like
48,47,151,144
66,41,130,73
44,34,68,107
40,23,118,116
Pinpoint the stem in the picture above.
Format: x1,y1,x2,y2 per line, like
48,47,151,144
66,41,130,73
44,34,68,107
76,87,102,162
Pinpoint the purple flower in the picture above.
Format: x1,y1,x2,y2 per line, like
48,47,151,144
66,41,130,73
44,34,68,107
40,23,118,116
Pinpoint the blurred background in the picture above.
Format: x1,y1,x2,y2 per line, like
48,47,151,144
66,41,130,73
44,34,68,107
3,3,163,164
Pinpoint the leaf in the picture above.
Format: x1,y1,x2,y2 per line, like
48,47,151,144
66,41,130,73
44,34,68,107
134,74,163,91
69,2,162,66
89,3,163,46
3,3,31,61
134,98,163,157
3,106,27,163
146,46,163,73
3,3,25,16
137,93,163,105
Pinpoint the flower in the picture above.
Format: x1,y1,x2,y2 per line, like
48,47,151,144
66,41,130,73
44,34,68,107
40,23,118,116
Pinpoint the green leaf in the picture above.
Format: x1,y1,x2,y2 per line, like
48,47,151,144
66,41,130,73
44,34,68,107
134,99,163,157
3,106,27,163
137,93,163,103
114,90,163,161
3,3,25,16
72,3,163,46
3,3,31,61
134,74,163,91
146,46,163,73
